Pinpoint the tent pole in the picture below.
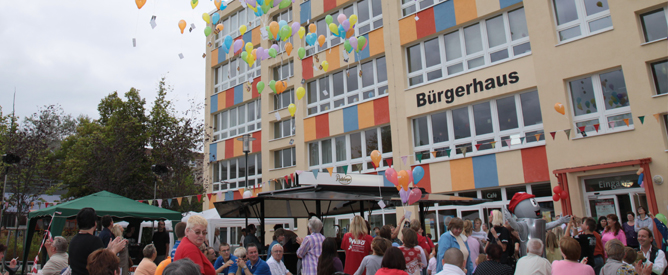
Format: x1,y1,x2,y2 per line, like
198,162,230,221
419,202,426,237
260,199,265,253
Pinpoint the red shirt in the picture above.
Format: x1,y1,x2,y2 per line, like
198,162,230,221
341,233,374,275
174,235,216,275
593,231,604,256
417,235,431,255
399,246,422,274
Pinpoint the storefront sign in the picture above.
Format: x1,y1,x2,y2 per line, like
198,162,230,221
336,174,353,185
299,171,384,187
416,72,519,107
584,174,640,192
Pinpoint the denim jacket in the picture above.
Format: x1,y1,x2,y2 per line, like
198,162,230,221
436,231,474,275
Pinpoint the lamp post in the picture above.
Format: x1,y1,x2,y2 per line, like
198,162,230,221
237,134,256,189
1,154,20,227
151,164,169,201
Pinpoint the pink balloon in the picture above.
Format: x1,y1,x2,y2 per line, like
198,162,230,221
291,22,300,36
342,20,350,32
337,14,347,24
348,37,358,51
408,188,422,205
233,40,244,52
271,44,280,52
257,47,265,59
385,168,398,185
407,170,414,186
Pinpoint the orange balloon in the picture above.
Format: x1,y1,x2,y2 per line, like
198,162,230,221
281,81,288,94
178,20,186,34
397,170,410,191
370,150,381,168
275,81,284,95
346,28,355,38
554,102,565,115
309,23,317,33
252,49,257,57
318,35,326,47
269,21,280,40
285,42,293,56
216,24,224,32
136,0,146,9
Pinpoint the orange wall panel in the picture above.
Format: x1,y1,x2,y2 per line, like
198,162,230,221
369,28,385,56
450,158,475,191
211,48,219,67
304,117,317,142
357,101,375,130
325,45,341,71
399,17,417,45
454,0,478,25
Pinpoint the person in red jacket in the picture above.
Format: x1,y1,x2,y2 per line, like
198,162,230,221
342,216,374,275
376,247,409,275
174,215,216,275
411,219,435,256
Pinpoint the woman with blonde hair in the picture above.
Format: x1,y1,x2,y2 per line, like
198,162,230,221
552,226,564,243
111,224,131,275
485,210,512,268
341,216,374,275
545,231,563,263
464,220,481,271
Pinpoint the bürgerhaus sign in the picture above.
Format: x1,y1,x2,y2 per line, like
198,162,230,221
416,71,519,107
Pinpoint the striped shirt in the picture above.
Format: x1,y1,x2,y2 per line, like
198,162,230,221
296,233,325,275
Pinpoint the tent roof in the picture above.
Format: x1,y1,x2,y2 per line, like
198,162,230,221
28,191,182,221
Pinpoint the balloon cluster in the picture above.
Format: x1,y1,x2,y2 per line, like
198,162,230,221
267,20,300,43
552,186,568,202
379,154,425,205
256,80,288,95
326,14,357,40
246,0,292,17
344,36,368,54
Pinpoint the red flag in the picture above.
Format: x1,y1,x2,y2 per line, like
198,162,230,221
475,144,481,150
386,158,392,167
207,193,212,201
550,132,556,140
45,202,49,208
290,173,294,183
284,175,289,184
578,126,586,133
593,124,600,132
196,194,202,202
138,200,143,203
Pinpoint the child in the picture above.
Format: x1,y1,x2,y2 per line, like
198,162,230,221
427,246,437,275
623,247,637,268
567,217,599,271
355,237,391,275
473,253,486,273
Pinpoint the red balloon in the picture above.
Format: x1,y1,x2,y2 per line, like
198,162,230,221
553,186,563,194
553,193,561,202
560,190,568,200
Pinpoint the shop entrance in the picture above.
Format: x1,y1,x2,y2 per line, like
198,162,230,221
583,173,647,223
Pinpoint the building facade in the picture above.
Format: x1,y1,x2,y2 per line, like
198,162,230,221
203,0,668,241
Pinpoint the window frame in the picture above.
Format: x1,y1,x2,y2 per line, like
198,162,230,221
215,8,262,47
274,88,295,111
273,61,295,81
214,57,261,94
552,0,613,43
651,59,668,95
400,0,447,18
273,118,296,140
273,147,297,169
212,99,262,141
212,153,262,191
640,7,668,43
308,126,393,173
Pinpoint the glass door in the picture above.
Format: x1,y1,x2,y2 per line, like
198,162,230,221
589,195,619,220
458,208,481,223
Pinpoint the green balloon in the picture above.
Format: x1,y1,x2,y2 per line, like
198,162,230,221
279,0,291,9
204,26,212,37
344,40,352,53
256,81,265,94
325,15,333,25
280,26,291,41
298,47,306,60
241,51,248,63
657,213,667,225
269,80,277,94
262,4,271,14
268,48,277,58
357,36,367,52
265,26,274,40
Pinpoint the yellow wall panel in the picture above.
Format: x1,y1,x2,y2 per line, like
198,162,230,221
329,109,344,136
216,141,226,161
454,0,478,25
496,150,526,186
429,161,453,193
475,0,500,17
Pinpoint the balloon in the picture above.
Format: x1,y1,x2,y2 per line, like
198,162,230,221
349,14,358,26
204,26,212,37
407,169,414,186
268,48,277,58
337,14,347,24
246,0,257,6
554,103,565,115
212,13,220,24
385,168,398,185
329,23,339,36
278,0,291,9
408,188,422,205
298,47,306,60
399,189,410,204
357,36,367,52
552,193,560,202
285,42,293,56
220,0,227,10
344,40,353,53
325,15,334,25
178,20,186,34
656,214,667,225
271,44,280,52
247,54,255,66
280,25,291,41
342,20,350,32
318,35,326,47
202,13,211,24
306,33,317,46
553,186,563,194
241,51,248,63
216,24,224,32
370,150,381,169
309,23,316,33
346,28,355,38
239,25,248,36
256,47,265,59
245,42,253,53
214,0,222,9
321,60,329,72
261,3,270,13
276,81,284,94
234,39,244,52
337,25,346,38
296,87,305,100
224,35,233,50
279,20,288,30
291,22,300,36
269,80,277,94
349,36,358,51
288,103,296,117
257,81,265,94
397,170,410,191
136,0,146,9
191,0,198,9
560,190,568,200
243,190,252,199
298,27,306,39
412,166,424,185
270,22,280,40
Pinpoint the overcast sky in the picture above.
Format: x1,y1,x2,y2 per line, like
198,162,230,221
0,0,221,120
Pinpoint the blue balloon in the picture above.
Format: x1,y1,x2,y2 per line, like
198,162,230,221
338,25,346,38
223,36,233,53
257,0,264,5
638,173,644,187
221,2,227,10
306,33,317,46
278,20,288,30
212,13,220,25
412,166,425,185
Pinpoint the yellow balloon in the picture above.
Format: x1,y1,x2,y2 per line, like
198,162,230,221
245,42,253,53
328,23,339,36
349,14,358,27
321,60,329,72
296,87,305,100
288,103,296,117
239,25,247,36
298,27,306,39
247,55,256,66
202,13,211,24
191,0,198,9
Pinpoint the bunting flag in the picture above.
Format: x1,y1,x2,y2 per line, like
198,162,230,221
623,118,630,126
238,188,245,197
157,199,163,208
386,158,392,167
431,151,437,158
290,173,294,184
167,199,173,206
138,200,144,203
475,144,481,150
520,137,525,144
489,142,496,149
593,124,600,132
638,116,645,124
461,147,467,157
187,196,193,204
401,156,408,165
148,200,153,206
371,161,377,170
550,132,556,140
342,165,348,175
609,121,615,130
284,175,289,183
176,197,182,206
327,167,334,176
197,194,202,202
564,129,571,140
578,126,586,134
217,191,223,201
296,170,303,175
356,163,363,172
416,153,423,163
445,148,451,156
206,193,212,201
312,169,319,179
534,133,541,141
654,113,661,122
504,139,511,148
45,202,49,208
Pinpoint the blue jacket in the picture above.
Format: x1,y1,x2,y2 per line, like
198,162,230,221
214,255,238,274
436,231,473,275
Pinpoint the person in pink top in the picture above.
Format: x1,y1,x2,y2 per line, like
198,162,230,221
551,237,595,275
601,214,626,258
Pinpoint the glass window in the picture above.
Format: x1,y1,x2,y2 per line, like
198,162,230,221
350,132,362,159
509,8,529,40
365,129,378,156
452,107,471,139
424,38,441,68
381,126,392,153
335,136,346,161
520,91,542,126
407,44,423,73
481,189,502,201
651,60,668,95
569,76,597,116
376,57,388,83
553,0,578,25
309,143,319,166
486,16,507,48
464,24,483,55
552,0,612,42
362,61,374,87
473,102,493,135
505,185,526,200
309,126,392,172
641,9,668,42
213,100,261,141
599,70,629,110
413,116,429,146
322,139,333,164
431,112,448,144
496,96,519,131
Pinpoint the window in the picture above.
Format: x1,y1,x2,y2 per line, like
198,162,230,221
406,8,530,87
412,90,543,161
306,56,388,116
274,89,295,110
212,153,262,191
213,99,262,141
401,0,446,17
568,69,632,137
272,7,293,23
214,57,261,93
215,8,262,47
273,118,295,139
308,126,392,173
274,147,296,169
652,60,668,95
305,0,383,56
641,8,668,43
273,61,294,81
552,0,612,42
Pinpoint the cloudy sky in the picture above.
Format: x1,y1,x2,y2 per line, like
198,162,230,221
0,0,221,120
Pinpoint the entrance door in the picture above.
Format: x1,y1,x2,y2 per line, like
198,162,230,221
458,208,481,223
589,195,619,220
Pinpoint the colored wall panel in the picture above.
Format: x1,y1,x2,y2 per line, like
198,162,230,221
300,1,312,24
315,113,330,139
218,46,227,63
208,196,215,209
429,161,452,193
416,8,436,39
496,150,525,186
225,191,234,201
378,170,394,188
216,141,226,161
368,28,384,56
217,92,226,112
210,94,218,114
252,131,262,153
521,146,550,183
252,27,262,46
415,164,432,194
211,48,219,67
226,88,235,108
323,0,336,12
302,56,314,80
343,105,359,133
209,143,217,161
304,117,317,141
434,0,457,32
328,109,344,136
399,17,417,45
233,138,243,157
358,34,370,60
373,97,390,125
357,101,375,130
234,84,243,105
472,154,499,188
454,0,478,25
311,0,324,19
243,31,253,47
225,139,234,159
233,190,242,200
475,0,500,18
336,0,347,6
499,0,522,9
326,45,340,71
450,158,475,191
252,77,261,99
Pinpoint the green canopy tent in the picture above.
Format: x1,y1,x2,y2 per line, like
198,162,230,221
21,191,182,274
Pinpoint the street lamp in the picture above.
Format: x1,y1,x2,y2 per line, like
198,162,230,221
151,164,169,201
237,134,256,189
1,154,20,225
